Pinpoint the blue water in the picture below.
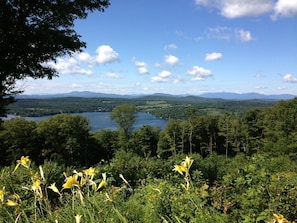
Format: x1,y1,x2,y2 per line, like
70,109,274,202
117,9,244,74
23,112,167,131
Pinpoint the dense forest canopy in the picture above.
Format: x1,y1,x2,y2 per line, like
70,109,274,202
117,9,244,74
6,95,276,119
1,98,297,222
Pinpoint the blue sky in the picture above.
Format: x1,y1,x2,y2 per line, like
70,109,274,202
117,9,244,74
18,0,297,95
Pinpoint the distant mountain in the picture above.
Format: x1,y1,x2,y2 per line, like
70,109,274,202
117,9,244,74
199,92,296,101
17,91,296,101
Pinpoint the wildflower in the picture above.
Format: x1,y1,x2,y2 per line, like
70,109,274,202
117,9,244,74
39,165,45,181
6,199,18,206
63,175,79,189
31,179,42,192
184,156,194,168
97,173,107,190
75,214,82,223
0,188,4,203
48,183,61,196
83,167,97,179
119,174,130,187
13,193,20,201
273,214,289,223
13,156,30,172
173,164,187,175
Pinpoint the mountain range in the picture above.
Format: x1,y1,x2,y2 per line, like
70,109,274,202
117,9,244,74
17,91,296,101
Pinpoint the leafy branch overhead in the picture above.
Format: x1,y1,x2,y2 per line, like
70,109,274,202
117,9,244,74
0,0,110,116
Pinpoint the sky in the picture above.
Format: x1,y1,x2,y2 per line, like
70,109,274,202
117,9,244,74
18,0,297,95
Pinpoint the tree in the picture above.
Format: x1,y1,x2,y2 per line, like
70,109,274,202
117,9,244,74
218,112,233,157
131,125,161,158
110,104,138,150
186,107,198,154
0,118,39,165
0,0,110,117
36,114,91,165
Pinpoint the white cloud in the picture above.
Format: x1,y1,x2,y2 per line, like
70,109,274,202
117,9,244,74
106,72,121,79
283,74,297,83
236,29,254,42
96,45,119,64
195,0,273,18
205,52,223,61
46,57,93,75
154,63,162,68
220,0,273,18
207,26,232,40
165,55,179,65
77,52,93,62
159,70,171,78
72,83,83,88
187,66,212,80
272,0,297,19
164,44,177,50
151,70,171,82
131,57,149,74
277,86,288,90
173,76,184,84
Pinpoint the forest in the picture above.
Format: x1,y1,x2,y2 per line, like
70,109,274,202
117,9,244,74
0,97,297,222
8,95,275,119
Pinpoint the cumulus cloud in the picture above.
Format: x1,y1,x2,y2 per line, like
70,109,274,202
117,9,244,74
45,45,120,76
272,0,297,19
195,0,273,18
76,52,93,62
165,55,179,65
283,74,297,83
131,57,149,74
187,66,212,80
195,0,297,19
236,29,254,42
96,45,119,64
205,52,223,61
151,70,171,82
46,57,93,75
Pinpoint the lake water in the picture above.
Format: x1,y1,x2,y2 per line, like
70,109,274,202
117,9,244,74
22,112,168,131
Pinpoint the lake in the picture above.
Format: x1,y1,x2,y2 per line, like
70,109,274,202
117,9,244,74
22,112,168,131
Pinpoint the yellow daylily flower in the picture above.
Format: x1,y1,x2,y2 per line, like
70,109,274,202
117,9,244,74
75,214,82,223
184,156,194,168
39,165,45,181
173,164,187,175
13,193,20,202
119,174,130,187
31,179,42,192
48,183,61,196
0,188,4,203
63,175,79,189
97,173,107,190
273,214,289,223
83,167,97,179
6,199,18,206
13,156,31,172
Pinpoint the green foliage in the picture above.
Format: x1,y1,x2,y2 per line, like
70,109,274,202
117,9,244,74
7,95,276,118
36,114,91,166
110,104,138,148
0,118,38,165
0,0,110,117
